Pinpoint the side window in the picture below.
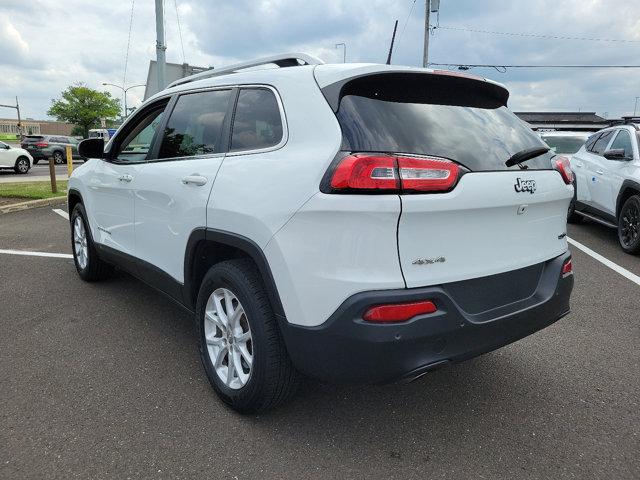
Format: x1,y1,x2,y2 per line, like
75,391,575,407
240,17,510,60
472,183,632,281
591,130,614,155
158,89,232,159
610,130,634,158
115,105,166,163
230,88,283,152
585,133,601,152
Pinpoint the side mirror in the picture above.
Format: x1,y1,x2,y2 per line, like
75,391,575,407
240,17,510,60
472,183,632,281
602,148,628,160
78,138,105,159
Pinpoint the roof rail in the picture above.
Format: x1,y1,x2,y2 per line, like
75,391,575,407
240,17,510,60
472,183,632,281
167,52,324,89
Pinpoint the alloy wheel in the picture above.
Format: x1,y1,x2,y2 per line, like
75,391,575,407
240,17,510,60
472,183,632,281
204,288,253,390
620,202,640,247
17,159,29,173
73,217,89,269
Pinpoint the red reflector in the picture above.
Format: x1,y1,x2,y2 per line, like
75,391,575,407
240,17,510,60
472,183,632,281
554,156,574,185
363,300,437,323
562,258,573,276
35,142,48,148
329,154,459,193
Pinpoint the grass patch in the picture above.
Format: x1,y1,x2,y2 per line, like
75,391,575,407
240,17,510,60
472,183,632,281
0,181,67,200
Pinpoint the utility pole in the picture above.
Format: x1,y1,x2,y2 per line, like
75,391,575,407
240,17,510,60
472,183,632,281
155,0,167,91
335,43,346,63
423,0,430,67
634,96,639,116
0,97,22,139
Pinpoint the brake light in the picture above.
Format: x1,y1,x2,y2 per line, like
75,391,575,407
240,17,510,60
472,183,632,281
363,300,437,323
35,142,48,148
554,156,573,185
329,154,460,193
561,258,573,277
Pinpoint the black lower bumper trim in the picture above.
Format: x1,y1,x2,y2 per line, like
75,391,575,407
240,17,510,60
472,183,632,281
279,252,573,384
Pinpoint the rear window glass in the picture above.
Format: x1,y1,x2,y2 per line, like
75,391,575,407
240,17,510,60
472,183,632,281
24,136,44,142
540,135,586,154
330,75,553,171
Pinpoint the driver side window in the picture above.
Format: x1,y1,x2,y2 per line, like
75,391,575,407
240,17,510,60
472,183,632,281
115,105,166,163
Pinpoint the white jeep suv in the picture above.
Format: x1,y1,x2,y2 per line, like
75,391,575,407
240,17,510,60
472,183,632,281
568,122,640,253
69,53,574,413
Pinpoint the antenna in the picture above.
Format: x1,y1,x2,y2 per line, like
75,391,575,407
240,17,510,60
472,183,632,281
387,20,399,65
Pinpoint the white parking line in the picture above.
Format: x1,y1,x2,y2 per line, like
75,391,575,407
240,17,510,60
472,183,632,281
567,237,640,287
0,249,73,259
52,208,69,220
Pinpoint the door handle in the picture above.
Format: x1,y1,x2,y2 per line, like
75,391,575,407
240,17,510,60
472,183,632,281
182,175,208,186
118,174,133,182
596,170,604,175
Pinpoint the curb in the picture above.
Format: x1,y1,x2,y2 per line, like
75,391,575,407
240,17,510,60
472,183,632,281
0,196,67,215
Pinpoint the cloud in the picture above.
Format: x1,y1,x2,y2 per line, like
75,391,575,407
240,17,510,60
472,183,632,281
1,0,639,119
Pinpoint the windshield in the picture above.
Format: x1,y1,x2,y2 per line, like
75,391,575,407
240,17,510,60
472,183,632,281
541,135,586,154
335,95,552,171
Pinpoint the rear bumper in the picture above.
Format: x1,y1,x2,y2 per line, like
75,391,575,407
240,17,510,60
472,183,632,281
280,251,573,384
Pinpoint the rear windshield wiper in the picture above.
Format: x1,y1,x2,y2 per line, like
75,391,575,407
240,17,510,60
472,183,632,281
504,146,550,168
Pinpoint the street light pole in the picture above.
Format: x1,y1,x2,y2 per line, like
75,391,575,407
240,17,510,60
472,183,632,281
335,43,346,63
102,83,146,119
0,98,22,139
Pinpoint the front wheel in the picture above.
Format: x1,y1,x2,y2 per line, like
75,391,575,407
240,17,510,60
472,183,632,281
196,259,300,414
618,195,640,254
70,204,113,281
14,156,30,174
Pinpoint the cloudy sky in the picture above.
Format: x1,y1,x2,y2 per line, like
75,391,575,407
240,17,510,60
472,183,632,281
1,0,639,120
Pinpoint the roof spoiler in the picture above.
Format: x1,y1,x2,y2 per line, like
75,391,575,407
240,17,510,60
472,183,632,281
167,52,324,89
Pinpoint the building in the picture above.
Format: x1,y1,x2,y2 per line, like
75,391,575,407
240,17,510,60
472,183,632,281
514,112,609,132
0,118,75,136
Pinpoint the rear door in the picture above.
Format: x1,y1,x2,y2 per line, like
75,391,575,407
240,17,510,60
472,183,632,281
132,87,234,286
326,71,573,288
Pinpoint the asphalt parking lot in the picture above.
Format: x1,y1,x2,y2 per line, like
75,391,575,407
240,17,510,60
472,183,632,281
1,207,638,479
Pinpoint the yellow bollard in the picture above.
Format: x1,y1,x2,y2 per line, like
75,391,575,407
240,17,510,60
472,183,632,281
66,145,73,177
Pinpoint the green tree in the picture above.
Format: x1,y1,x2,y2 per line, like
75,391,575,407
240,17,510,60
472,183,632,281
47,83,121,138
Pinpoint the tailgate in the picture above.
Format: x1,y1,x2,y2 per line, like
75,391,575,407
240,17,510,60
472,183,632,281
399,170,572,287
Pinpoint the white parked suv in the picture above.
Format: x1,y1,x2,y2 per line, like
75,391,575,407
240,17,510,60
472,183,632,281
69,53,574,413
0,141,33,174
568,122,640,253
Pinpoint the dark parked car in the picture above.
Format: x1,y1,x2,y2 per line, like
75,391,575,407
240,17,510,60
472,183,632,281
21,135,83,164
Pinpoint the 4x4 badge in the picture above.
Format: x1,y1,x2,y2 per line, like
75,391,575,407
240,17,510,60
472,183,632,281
514,178,536,194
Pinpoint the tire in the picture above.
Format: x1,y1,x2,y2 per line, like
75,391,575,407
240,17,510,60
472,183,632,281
618,195,640,254
567,179,583,224
196,259,300,414
70,204,113,281
53,151,64,164
14,156,30,174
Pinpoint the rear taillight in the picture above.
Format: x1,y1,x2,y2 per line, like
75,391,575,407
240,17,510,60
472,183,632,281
561,258,573,277
554,156,573,185
35,142,48,148
363,300,437,323
329,154,460,193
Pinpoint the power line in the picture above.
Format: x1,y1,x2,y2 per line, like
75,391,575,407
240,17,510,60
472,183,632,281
396,0,417,50
174,0,186,64
429,63,640,73
436,25,640,44
123,0,135,87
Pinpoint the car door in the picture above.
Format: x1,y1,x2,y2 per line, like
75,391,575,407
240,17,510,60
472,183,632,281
571,133,600,205
132,88,234,290
87,101,168,257
581,130,614,210
587,130,617,215
0,141,13,167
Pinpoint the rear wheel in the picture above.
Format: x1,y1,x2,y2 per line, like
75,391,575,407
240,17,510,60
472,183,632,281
618,195,640,254
196,259,299,414
70,204,113,281
14,156,30,174
53,151,64,164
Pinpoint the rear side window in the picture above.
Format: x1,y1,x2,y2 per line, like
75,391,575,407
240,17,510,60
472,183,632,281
591,130,614,155
230,88,283,152
330,73,553,171
159,89,232,159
